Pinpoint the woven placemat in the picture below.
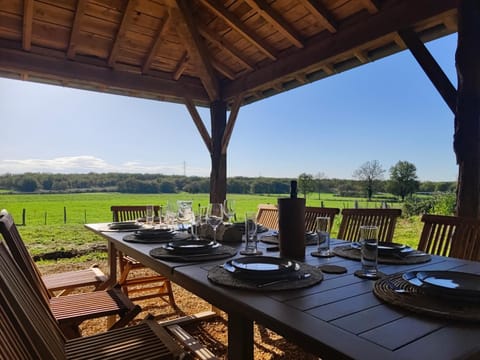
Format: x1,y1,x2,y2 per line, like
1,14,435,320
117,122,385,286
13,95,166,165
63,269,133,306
208,262,323,291
333,244,431,264
149,245,237,262
373,273,480,322
123,232,190,244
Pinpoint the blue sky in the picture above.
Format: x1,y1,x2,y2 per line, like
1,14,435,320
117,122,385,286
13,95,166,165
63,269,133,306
0,34,458,181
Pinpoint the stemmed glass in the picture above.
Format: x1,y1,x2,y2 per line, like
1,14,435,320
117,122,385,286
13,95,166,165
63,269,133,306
223,199,236,223
207,203,223,244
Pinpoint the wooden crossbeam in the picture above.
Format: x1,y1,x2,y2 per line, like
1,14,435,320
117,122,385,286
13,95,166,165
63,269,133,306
184,97,212,153
398,28,457,113
211,59,236,80
198,0,278,61
360,0,380,14
108,0,137,67
198,25,255,71
176,1,220,101
67,0,87,59
221,95,242,154
299,0,337,33
22,0,34,51
244,0,303,48
173,51,189,80
142,11,171,73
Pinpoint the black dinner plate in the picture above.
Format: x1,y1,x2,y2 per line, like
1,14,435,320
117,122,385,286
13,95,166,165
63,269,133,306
351,241,413,256
224,256,299,280
134,228,175,239
108,221,142,230
403,271,480,302
164,239,219,254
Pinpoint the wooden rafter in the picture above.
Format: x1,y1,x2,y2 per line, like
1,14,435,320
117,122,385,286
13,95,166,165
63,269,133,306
354,50,369,63
108,0,137,67
22,0,34,51
175,1,220,101
198,0,278,61
360,0,380,14
184,97,212,153
211,59,236,80
221,95,242,154
173,51,189,80
224,0,456,98
198,25,255,71
398,28,457,113
142,11,171,74
299,0,337,33
244,0,303,48
67,0,87,59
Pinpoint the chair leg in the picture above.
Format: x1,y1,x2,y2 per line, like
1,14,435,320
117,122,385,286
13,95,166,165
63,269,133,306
165,280,176,308
108,304,142,331
59,323,82,339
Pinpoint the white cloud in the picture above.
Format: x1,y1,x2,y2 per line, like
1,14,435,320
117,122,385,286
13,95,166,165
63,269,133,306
0,156,210,176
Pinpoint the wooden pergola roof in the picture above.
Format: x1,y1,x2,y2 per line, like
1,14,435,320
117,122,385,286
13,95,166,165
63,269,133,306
0,0,457,108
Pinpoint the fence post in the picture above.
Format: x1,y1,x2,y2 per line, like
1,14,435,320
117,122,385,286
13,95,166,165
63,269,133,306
84,209,87,224
44,211,47,225
22,208,26,226
64,206,67,224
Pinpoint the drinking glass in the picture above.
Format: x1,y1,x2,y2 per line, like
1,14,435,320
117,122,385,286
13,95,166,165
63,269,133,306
315,216,333,257
355,225,379,279
164,200,177,228
177,200,193,231
223,199,236,223
240,211,262,255
145,205,154,227
207,203,223,244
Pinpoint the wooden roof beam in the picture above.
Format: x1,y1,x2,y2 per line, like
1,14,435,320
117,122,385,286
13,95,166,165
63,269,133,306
173,51,189,80
360,0,380,14
224,0,456,98
67,0,87,59
354,50,369,63
108,0,137,67
198,25,255,71
244,0,304,48
211,59,236,80
398,28,457,113
221,94,242,154
184,97,212,153
198,0,278,60
175,1,220,101
142,11,171,73
299,0,338,33
22,0,34,51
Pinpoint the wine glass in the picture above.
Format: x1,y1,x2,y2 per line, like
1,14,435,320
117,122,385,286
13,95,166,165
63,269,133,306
207,203,223,244
223,199,236,223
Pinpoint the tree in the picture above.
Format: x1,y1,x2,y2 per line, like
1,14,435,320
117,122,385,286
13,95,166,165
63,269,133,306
387,161,419,201
353,160,385,201
314,172,326,200
298,173,315,198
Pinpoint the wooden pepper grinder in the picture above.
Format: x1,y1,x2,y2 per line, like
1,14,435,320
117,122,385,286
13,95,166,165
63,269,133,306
278,180,306,260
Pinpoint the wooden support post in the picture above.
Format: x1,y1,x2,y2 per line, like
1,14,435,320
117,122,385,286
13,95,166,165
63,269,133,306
210,100,227,204
455,1,480,218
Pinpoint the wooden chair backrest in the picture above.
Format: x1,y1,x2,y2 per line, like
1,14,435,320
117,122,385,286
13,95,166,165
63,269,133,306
0,210,51,301
0,242,66,359
418,214,480,260
256,204,279,230
304,207,340,232
111,205,160,222
337,208,402,242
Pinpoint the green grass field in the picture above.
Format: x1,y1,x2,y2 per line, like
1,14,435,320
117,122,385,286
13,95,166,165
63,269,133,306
0,192,421,262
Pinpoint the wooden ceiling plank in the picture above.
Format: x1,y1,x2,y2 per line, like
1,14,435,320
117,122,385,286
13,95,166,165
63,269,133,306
244,0,304,48
224,0,456,98
221,94,242,154
108,0,138,67
0,46,209,103
22,0,34,51
198,25,255,71
198,0,278,60
299,0,338,33
173,51,189,80
175,0,220,101
142,11,171,73
360,0,380,14
184,97,213,153
211,58,236,80
67,0,87,59
398,28,457,113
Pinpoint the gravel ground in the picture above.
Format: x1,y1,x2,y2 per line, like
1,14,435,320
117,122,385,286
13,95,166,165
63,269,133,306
39,260,318,360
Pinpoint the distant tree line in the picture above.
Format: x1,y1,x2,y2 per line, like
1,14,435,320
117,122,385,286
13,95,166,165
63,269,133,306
0,172,456,198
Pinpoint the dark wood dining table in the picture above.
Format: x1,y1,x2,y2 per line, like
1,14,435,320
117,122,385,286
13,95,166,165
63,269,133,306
85,223,480,360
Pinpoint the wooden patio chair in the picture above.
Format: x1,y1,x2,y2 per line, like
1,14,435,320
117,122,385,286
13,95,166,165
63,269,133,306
304,207,340,232
418,214,480,260
0,210,141,339
111,205,176,306
337,208,402,242
0,241,184,360
256,204,279,230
